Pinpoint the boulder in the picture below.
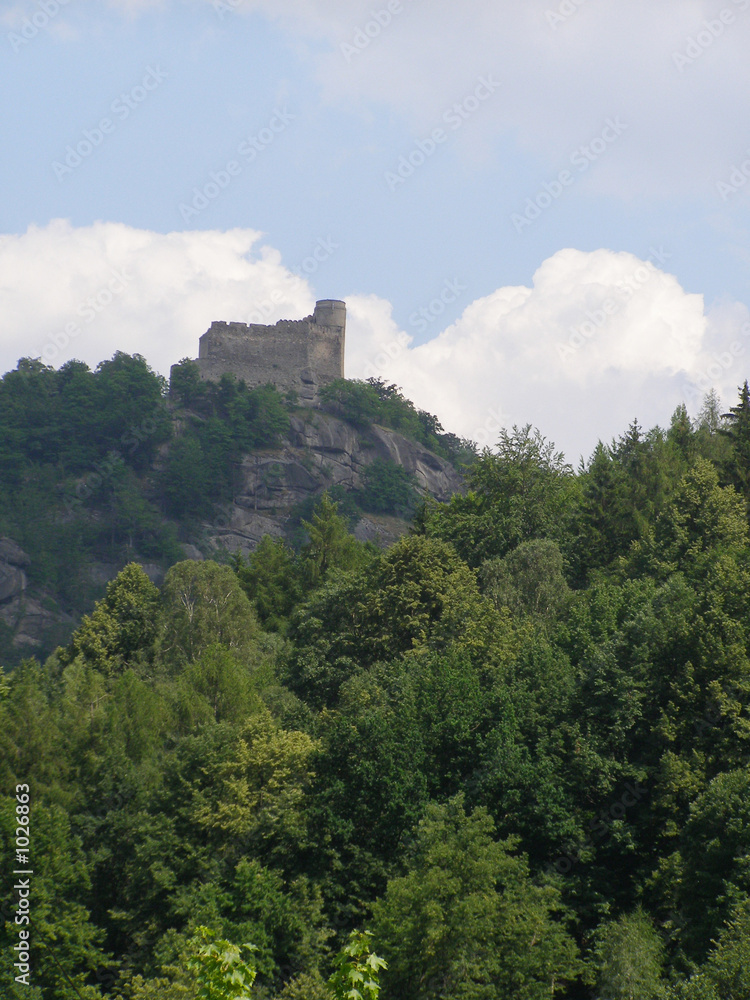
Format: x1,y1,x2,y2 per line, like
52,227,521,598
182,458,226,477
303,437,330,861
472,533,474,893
0,565,26,603
0,594,74,650
0,537,31,567
139,563,165,585
288,413,360,454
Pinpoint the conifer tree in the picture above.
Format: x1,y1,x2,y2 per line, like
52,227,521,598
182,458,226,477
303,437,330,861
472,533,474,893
721,380,750,505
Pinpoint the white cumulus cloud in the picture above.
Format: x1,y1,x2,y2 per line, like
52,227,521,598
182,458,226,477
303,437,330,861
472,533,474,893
0,219,313,380
1,221,748,461
346,247,750,460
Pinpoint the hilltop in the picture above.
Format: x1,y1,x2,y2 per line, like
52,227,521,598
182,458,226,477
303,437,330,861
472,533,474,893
0,353,471,663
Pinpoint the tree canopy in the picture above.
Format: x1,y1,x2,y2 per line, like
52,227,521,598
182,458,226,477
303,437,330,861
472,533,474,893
4,378,750,999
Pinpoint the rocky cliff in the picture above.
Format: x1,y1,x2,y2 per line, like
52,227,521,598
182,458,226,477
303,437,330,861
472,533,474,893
0,412,464,661
0,538,75,654
203,411,464,553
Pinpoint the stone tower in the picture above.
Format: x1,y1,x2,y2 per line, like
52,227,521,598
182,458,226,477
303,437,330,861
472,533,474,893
185,299,346,405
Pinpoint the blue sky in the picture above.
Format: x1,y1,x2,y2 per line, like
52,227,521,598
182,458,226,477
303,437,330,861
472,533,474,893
2,0,750,462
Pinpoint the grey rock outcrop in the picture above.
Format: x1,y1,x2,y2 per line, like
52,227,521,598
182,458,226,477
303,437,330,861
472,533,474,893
0,538,30,604
0,538,76,652
0,595,75,650
202,412,464,555
0,565,26,604
181,544,205,562
0,538,31,567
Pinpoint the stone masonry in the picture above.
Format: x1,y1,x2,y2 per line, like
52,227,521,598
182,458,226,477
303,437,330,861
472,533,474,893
185,299,346,405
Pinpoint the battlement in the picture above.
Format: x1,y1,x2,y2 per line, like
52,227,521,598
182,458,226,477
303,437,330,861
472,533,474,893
183,299,345,404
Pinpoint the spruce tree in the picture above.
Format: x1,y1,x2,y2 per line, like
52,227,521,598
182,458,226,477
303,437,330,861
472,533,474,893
720,380,750,506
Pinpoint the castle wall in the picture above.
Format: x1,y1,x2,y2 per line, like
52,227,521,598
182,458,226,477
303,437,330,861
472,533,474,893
185,300,345,404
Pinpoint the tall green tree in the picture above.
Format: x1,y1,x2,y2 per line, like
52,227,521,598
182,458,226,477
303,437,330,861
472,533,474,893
371,795,581,1000
60,563,162,675
158,561,261,668
628,458,748,580
593,907,666,999
422,425,577,567
721,380,750,508
189,706,318,860
666,899,750,999
233,536,302,632
480,538,571,620
674,768,750,960
299,494,372,588
287,534,509,708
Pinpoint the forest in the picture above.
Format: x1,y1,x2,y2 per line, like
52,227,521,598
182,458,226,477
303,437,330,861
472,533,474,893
2,353,750,999
0,355,470,664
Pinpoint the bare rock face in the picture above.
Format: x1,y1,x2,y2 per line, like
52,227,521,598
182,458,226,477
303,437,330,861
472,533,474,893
366,425,464,501
218,510,287,552
0,538,30,604
353,514,410,548
288,413,360,455
0,538,31,568
181,544,205,562
0,595,75,650
0,565,26,604
203,413,464,555
0,539,166,657
0,538,76,652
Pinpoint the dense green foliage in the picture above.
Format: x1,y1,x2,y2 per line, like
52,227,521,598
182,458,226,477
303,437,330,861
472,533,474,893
4,373,750,998
319,377,476,466
0,357,458,666
0,354,178,616
163,361,291,520
359,459,419,516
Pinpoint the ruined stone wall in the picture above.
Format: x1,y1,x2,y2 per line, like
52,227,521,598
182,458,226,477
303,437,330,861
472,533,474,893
184,299,345,405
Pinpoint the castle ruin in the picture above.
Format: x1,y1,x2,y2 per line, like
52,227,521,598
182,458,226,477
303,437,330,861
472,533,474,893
186,299,346,404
